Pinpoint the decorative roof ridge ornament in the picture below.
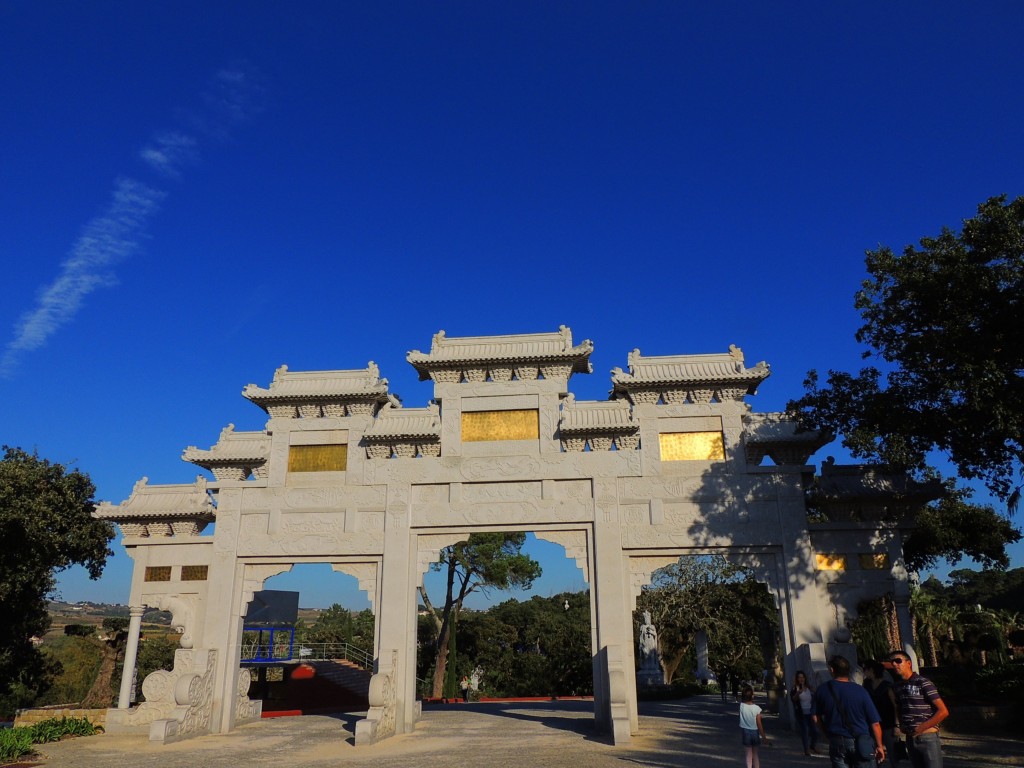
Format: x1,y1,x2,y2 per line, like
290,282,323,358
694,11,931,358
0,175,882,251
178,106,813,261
242,361,391,418
93,475,215,537
182,424,272,480
406,327,593,383
610,345,771,405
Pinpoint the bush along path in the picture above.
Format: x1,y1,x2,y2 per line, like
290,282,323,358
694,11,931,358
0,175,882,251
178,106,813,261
0,716,102,763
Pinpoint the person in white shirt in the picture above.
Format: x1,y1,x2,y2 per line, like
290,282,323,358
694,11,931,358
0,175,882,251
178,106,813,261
739,685,770,768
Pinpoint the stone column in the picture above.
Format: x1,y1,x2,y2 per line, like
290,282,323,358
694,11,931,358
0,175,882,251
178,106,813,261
893,595,919,668
117,605,145,709
695,630,710,682
592,478,634,743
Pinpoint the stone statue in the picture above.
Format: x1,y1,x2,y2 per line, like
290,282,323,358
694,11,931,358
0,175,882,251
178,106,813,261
639,611,658,659
637,611,663,686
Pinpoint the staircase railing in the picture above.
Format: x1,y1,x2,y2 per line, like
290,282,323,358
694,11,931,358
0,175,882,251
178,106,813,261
295,642,374,669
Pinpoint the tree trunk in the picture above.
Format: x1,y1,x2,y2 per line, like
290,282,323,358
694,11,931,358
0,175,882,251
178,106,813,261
81,641,118,708
661,648,686,684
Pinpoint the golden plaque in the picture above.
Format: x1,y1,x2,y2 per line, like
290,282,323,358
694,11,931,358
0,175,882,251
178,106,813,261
462,409,540,442
815,553,846,571
858,553,890,570
658,431,725,461
288,444,348,472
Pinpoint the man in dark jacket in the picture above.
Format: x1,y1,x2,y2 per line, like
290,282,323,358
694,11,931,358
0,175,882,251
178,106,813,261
814,655,886,768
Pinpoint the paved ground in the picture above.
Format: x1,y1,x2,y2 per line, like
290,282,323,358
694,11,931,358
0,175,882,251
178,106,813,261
19,695,1024,768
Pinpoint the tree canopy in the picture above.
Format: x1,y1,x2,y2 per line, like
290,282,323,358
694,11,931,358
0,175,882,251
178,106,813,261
636,556,778,685
788,196,1024,567
419,532,541,698
0,447,114,715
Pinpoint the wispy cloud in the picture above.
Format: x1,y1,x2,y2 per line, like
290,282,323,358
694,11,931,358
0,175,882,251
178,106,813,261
1,63,263,378
1,179,164,377
139,132,198,178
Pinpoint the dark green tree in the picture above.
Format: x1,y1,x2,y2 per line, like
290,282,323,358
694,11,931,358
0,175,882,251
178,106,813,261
788,196,1024,566
419,532,541,698
465,592,592,697
0,447,114,715
636,556,777,685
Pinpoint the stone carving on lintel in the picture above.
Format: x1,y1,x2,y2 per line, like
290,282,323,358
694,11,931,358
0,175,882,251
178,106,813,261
406,326,594,383
242,362,392,419
610,344,770,405
93,476,215,538
182,424,272,480
742,412,832,466
363,401,442,460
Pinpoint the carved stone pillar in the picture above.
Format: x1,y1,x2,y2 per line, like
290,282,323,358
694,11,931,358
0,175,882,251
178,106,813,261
118,605,145,709
893,595,919,669
695,630,710,682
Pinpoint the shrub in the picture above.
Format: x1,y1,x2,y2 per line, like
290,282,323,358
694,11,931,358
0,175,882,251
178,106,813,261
0,717,101,761
0,728,34,761
63,624,96,637
29,716,101,742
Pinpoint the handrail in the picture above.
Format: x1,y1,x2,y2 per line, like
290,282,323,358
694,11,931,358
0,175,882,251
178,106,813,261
240,637,374,669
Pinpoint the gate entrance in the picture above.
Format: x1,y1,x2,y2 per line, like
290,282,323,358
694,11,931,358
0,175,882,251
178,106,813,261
97,328,933,744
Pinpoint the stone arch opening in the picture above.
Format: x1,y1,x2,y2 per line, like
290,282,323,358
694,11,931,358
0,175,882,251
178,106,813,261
413,527,595,706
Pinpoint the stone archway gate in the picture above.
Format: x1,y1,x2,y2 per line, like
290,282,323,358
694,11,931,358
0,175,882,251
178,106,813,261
95,328,933,744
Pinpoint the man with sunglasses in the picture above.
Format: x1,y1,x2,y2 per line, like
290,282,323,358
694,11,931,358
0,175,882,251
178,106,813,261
888,651,949,767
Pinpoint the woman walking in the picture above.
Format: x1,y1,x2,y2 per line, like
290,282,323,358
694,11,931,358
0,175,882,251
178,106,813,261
790,670,818,755
739,686,770,768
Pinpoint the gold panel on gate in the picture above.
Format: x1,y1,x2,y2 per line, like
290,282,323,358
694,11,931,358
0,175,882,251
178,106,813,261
144,566,172,582
288,444,348,472
858,553,890,570
659,431,725,461
181,565,209,581
461,409,539,442
815,553,846,571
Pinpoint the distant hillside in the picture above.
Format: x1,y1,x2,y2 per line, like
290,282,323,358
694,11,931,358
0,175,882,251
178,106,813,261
46,601,171,639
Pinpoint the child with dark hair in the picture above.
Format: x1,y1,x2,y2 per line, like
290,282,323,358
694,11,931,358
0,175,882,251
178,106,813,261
739,685,769,768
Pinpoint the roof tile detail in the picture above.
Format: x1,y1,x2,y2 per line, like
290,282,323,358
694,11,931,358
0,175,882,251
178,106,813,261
94,476,216,521
559,396,638,435
242,363,390,405
364,402,442,440
611,345,769,389
182,424,271,465
407,326,593,380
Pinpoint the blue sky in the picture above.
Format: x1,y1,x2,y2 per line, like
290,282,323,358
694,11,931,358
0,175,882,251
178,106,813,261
2,2,1021,610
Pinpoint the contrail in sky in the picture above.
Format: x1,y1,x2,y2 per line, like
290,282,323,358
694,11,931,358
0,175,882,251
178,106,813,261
0,65,262,378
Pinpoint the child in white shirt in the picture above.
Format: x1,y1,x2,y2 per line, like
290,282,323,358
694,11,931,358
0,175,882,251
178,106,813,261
739,686,770,768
